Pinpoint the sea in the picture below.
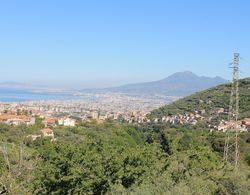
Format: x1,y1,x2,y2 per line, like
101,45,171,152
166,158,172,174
0,91,80,103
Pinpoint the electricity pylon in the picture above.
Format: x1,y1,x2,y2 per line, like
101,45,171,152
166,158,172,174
223,53,240,168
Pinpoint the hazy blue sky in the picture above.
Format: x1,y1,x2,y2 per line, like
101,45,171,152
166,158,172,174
0,0,249,88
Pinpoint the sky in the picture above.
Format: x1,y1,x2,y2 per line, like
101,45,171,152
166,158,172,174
0,0,249,88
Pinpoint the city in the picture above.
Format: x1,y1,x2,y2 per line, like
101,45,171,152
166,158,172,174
0,92,179,125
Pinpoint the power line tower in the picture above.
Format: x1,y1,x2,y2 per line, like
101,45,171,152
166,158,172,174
223,53,240,168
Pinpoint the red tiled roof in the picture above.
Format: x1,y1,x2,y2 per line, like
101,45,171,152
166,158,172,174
41,128,53,134
0,115,32,120
45,118,57,124
242,118,250,124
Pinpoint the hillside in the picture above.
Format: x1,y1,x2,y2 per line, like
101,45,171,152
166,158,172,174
82,71,227,96
0,121,250,194
150,77,250,119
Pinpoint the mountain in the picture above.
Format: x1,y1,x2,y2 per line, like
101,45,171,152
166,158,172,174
1,72,227,97
149,77,250,119
88,71,227,96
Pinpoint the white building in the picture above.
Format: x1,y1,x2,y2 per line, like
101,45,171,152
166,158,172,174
58,118,64,126
58,118,76,127
91,112,99,120
64,118,76,127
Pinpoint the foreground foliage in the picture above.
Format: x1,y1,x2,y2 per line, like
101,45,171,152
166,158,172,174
0,121,250,194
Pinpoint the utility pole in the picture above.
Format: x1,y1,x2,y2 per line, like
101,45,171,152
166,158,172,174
223,53,240,168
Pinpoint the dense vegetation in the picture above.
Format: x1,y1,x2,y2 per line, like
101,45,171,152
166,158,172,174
1,78,250,194
150,77,250,120
0,120,250,194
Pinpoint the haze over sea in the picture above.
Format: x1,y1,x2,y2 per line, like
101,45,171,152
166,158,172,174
0,91,79,102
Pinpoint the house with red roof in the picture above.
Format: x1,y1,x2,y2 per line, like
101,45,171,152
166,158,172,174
241,118,250,130
41,128,54,138
0,115,35,125
43,118,57,127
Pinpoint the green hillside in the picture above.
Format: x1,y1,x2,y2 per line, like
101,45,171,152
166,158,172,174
150,77,250,120
1,121,250,194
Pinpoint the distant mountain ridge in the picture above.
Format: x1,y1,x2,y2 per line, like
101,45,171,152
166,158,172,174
84,71,227,96
0,71,227,97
